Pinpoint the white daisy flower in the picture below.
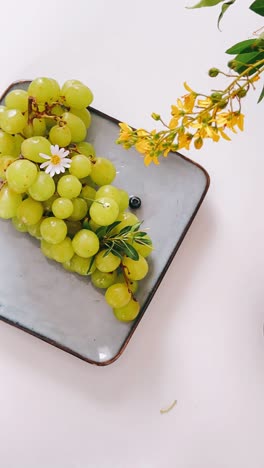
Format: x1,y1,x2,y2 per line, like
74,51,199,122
39,144,72,177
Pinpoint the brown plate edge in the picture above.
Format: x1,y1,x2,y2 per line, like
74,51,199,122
0,80,210,367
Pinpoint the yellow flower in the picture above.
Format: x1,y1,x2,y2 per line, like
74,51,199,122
118,122,133,142
219,128,231,141
144,154,159,166
178,133,192,150
205,126,220,142
194,137,203,149
197,97,212,108
169,117,179,129
183,94,195,113
215,112,244,133
183,82,196,94
135,139,151,154
137,129,149,137
171,105,180,117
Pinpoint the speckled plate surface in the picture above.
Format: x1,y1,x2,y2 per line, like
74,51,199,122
0,81,210,365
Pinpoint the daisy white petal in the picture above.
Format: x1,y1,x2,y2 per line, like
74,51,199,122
45,165,52,174
39,153,51,160
50,168,56,177
40,161,50,169
60,167,66,173
51,144,60,154
62,158,72,164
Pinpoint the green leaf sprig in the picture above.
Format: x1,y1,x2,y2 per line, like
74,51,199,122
95,221,152,261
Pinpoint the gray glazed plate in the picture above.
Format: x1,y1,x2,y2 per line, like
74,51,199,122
0,81,210,366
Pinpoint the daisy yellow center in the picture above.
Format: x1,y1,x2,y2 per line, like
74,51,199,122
50,154,61,165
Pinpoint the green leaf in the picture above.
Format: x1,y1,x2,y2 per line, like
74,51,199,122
87,256,96,274
95,226,108,239
250,0,264,16
130,222,143,232
226,38,263,55
118,225,133,236
134,231,148,238
105,221,121,235
122,243,139,261
187,0,224,8
233,51,264,74
135,237,152,246
111,248,123,260
257,84,264,103
217,0,236,29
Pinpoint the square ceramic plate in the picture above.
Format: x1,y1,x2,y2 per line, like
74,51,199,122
0,80,210,365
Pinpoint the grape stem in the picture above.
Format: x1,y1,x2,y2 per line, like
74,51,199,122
0,179,7,190
120,262,133,294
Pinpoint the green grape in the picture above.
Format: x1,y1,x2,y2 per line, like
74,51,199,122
76,141,96,158
12,216,28,232
0,186,22,219
95,249,121,273
52,197,73,219
133,235,153,258
45,118,57,130
90,197,119,226
27,219,42,239
6,160,38,193
69,154,91,179
28,171,55,201
57,174,82,199
64,83,93,109
23,118,46,138
17,197,43,225
13,134,24,157
43,193,58,212
62,112,86,143
51,104,64,116
1,109,26,134
61,79,82,95
90,157,116,186
105,283,131,309
51,237,74,263
68,198,87,221
28,77,60,103
0,155,17,179
70,254,96,275
113,299,140,322
62,259,74,272
88,219,101,232
0,106,6,126
49,124,72,147
70,108,91,128
95,185,121,207
40,217,67,244
122,255,148,281
91,269,117,289
72,229,99,258
114,212,139,233
33,118,46,136
0,130,15,156
80,185,96,208
116,273,138,294
66,220,82,238
40,239,54,259
118,189,129,212
5,89,28,112
21,136,51,163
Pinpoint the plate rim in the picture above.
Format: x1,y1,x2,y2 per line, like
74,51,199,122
0,80,210,366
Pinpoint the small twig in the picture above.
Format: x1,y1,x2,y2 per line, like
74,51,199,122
160,400,177,414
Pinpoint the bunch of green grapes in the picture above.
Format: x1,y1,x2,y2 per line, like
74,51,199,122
0,77,153,322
